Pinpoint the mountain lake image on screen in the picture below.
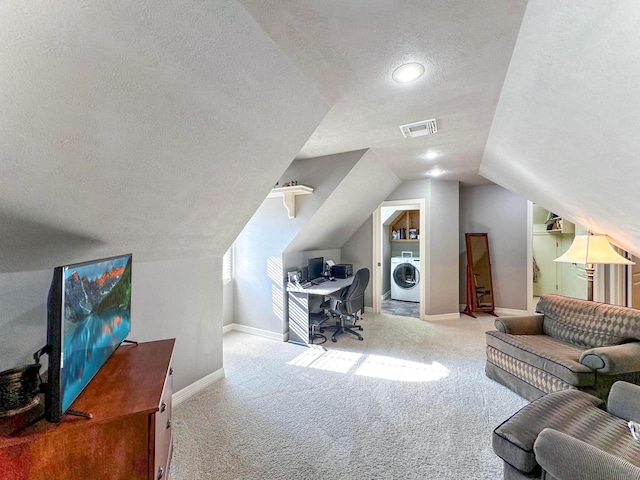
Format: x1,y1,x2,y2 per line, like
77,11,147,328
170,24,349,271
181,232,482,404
59,255,132,413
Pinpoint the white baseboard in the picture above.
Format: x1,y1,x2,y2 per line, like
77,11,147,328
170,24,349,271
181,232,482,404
494,307,529,317
172,367,225,406
381,291,391,301
364,306,373,313
222,323,233,334
225,323,287,342
424,312,461,321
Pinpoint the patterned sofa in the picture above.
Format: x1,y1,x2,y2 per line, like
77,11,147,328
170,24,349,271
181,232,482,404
486,294,640,401
493,381,640,480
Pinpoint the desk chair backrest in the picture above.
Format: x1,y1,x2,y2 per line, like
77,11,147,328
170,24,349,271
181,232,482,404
337,268,370,315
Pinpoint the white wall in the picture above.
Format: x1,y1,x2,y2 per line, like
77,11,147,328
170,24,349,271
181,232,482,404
459,184,528,311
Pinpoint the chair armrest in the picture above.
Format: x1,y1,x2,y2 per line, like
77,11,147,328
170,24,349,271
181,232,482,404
607,381,640,422
580,342,640,375
494,314,544,335
533,428,640,480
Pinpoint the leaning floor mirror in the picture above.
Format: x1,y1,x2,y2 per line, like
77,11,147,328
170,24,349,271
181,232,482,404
463,232,496,317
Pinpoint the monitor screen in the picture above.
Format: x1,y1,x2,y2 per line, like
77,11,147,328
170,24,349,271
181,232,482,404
307,257,324,280
46,253,132,421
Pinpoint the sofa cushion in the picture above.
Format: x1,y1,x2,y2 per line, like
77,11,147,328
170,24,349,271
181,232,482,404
534,428,640,480
493,389,605,474
537,294,640,348
486,331,595,387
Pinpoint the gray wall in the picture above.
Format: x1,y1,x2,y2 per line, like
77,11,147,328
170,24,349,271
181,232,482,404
341,216,373,307
0,1,331,395
0,270,52,372
459,184,528,310
0,258,223,393
234,153,362,335
234,150,400,335
130,258,223,391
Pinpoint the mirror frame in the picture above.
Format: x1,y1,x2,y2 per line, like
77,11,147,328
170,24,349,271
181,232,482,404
463,233,496,317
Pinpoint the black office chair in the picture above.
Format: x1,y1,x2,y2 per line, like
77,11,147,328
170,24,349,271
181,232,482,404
321,268,370,342
308,312,328,345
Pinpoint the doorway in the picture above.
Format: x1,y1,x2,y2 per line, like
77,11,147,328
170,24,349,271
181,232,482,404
372,199,425,319
531,204,586,308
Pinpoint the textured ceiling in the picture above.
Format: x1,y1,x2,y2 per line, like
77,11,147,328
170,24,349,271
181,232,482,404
5,1,638,271
239,0,528,186
0,0,328,271
480,1,640,257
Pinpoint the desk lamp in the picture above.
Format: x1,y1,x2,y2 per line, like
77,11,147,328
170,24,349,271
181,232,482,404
554,232,634,301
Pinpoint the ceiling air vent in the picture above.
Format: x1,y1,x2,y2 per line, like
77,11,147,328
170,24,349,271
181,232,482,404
399,118,438,138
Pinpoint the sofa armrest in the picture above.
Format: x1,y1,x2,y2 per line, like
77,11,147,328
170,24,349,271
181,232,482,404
494,314,544,335
580,342,640,375
534,428,640,480
607,381,640,422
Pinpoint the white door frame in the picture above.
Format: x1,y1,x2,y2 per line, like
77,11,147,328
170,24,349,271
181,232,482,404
373,198,425,319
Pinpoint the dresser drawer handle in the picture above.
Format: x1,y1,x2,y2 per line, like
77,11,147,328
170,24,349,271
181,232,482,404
161,402,167,413
157,467,164,479
169,367,174,375
166,419,171,429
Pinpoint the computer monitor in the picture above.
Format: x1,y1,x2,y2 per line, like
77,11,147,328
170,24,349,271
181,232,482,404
307,257,324,280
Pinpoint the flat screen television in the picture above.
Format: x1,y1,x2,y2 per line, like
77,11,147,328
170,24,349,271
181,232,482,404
44,253,132,422
307,256,324,281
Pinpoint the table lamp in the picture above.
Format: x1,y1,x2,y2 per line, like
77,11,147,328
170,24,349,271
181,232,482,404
554,233,634,301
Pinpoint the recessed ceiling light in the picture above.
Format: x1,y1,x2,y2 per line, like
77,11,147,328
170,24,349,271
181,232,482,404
426,167,444,177
424,151,439,160
392,63,425,83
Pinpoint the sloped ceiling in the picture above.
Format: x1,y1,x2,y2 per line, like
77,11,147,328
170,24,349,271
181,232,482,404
5,1,636,273
0,1,328,272
480,2,640,257
285,149,402,253
239,0,527,186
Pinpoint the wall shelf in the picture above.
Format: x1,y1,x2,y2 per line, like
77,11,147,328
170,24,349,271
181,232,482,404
267,185,314,218
389,210,420,241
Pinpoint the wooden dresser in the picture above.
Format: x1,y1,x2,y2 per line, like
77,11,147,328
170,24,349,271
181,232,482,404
0,339,175,480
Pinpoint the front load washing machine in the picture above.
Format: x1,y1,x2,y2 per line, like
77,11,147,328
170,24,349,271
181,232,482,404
390,257,420,302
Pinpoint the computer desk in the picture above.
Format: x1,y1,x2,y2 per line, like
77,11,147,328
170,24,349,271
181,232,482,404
286,276,354,346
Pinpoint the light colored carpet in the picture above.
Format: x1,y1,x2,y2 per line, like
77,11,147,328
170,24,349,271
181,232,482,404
171,312,527,479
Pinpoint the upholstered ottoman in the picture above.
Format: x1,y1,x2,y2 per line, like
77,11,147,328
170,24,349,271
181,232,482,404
493,389,605,479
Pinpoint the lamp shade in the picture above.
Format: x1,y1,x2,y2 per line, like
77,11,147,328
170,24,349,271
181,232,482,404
554,234,634,265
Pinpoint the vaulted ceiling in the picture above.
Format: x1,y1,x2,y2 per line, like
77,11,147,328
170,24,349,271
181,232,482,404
2,1,639,271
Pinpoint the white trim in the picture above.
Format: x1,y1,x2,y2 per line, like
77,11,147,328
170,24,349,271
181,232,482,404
527,201,534,313
373,199,425,316
364,306,373,313
172,367,225,406
424,312,460,321
494,307,529,317
372,207,382,314
222,324,233,334
226,323,287,342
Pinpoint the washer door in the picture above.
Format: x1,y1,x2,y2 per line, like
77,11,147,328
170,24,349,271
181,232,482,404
393,263,420,289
